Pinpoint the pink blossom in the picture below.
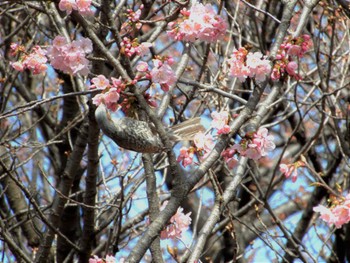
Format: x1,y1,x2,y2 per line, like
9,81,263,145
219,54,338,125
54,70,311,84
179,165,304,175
270,66,281,81
11,61,24,71
233,142,261,160
314,199,350,229
103,88,120,111
279,163,298,182
246,52,272,81
177,147,194,167
76,0,93,15
120,38,151,57
286,44,302,57
136,61,149,72
47,35,92,75
89,255,115,263
136,42,152,56
168,2,227,43
53,35,67,47
313,205,337,226
11,45,48,74
279,160,305,183
251,127,275,156
221,148,238,169
126,5,143,22
59,0,76,14
193,132,215,153
59,0,92,15
111,77,123,88
286,61,300,79
150,60,177,91
90,75,110,89
332,205,350,228
160,201,192,239
92,89,120,112
231,128,275,161
228,48,271,82
92,94,104,107
211,111,230,134
227,48,250,82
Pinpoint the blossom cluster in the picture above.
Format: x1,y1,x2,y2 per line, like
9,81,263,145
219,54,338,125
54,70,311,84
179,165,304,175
59,0,93,15
227,47,272,82
221,127,276,168
168,2,227,43
121,4,144,31
90,75,124,112
89,255,117,263
10,44,48,75
136,57,177,92
211,111,230,135
120,37,152,57
177,111,272,168
271,34,312,81
279,160,305,183
159,201,192,240
177,132,215,167
47,35,92,76
313,194,350,229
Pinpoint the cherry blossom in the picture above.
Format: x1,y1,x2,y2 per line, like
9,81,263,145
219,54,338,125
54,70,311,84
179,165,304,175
90,75,124,111
246,52,272,81
47,35,92,76
121,5,144,31
250,127,276,157
10,45,48,75
59,0,93,15
285,61,300,79
314,194,350,229
168,2,227,43
227,47,271,82
271,34,311,81
221,148,238,169
120,37,152,58
233,143,261,160
136,61,149,72
226,128,275,161
193,132,215,153
150,59,177,92
89,255,116,263
90,80,121,111
279,160,304,182
90,75,110,89
160,201,192,239
211,111,230,135
177,147,194,167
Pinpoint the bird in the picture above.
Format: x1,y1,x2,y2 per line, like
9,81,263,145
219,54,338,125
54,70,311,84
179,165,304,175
95,104,205,153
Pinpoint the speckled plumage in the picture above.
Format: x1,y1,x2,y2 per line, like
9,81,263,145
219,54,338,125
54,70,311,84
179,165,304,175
95,104,204,153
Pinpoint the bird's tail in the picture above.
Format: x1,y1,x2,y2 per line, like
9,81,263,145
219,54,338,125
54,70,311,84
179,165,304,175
170,117,205,141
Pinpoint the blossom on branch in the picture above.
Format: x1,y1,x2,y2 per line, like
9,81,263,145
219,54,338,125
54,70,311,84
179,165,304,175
271,34,312,81
177,147,194,167
120,37,152,57
227,47,271,82
90,75,122,112
59,0,93,15
10,45,48,74
279,160,305,183
160,201,192,240
89,255,116,263
47,35,92,76
314,194,350,229
211,111,230,135
150,58,176,92
168,2,227,43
